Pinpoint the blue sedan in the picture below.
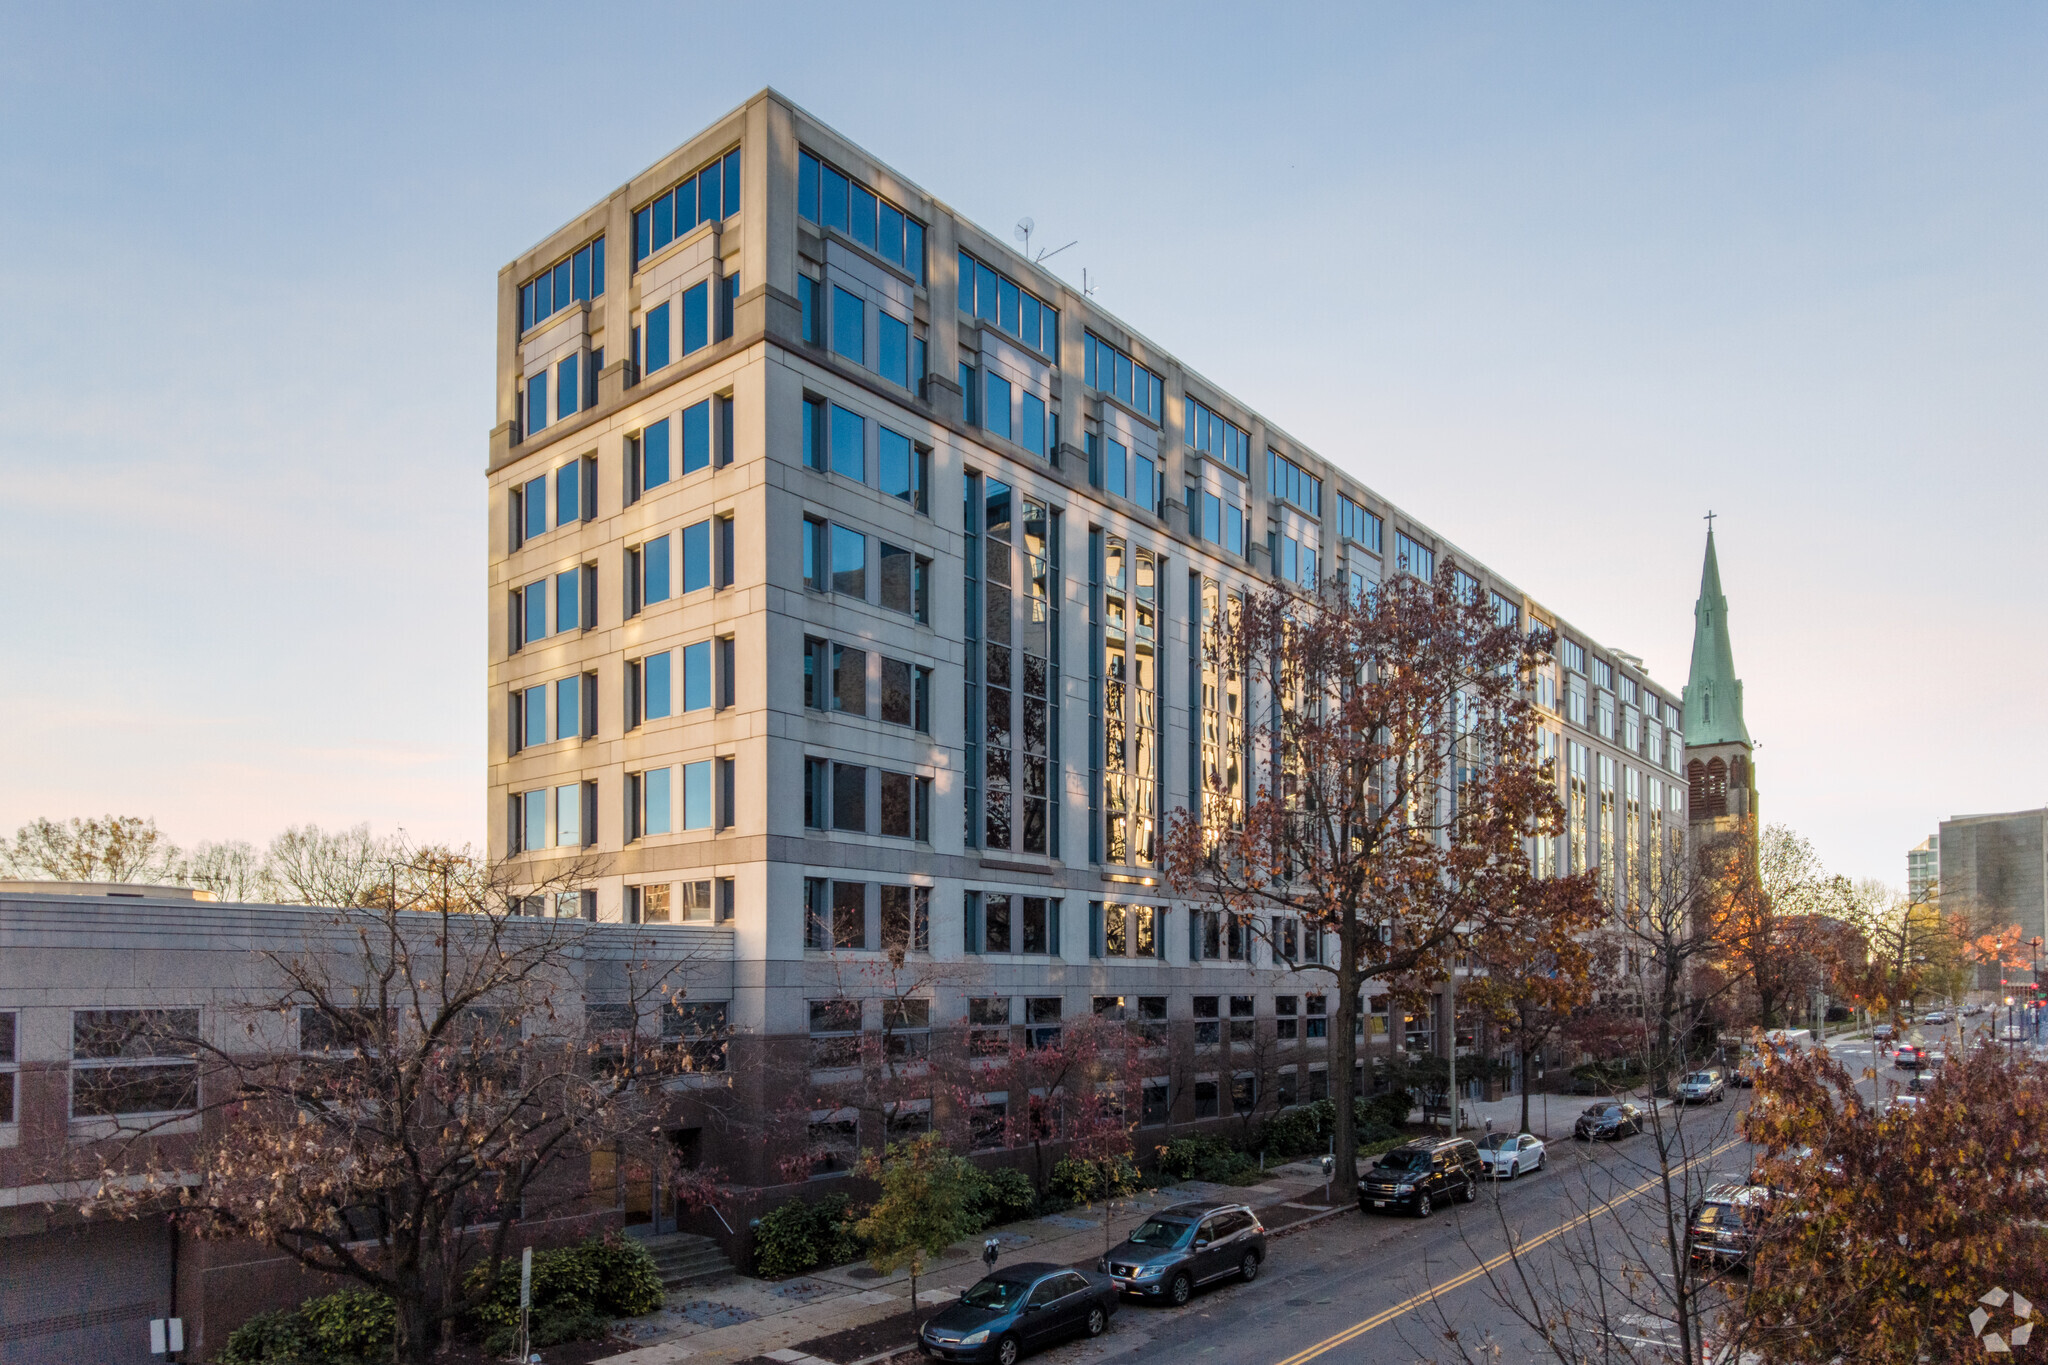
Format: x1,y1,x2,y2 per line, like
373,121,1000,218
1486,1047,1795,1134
919,1262,1119,1364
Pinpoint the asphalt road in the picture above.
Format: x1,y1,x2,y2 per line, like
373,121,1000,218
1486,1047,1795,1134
1030,1098,1760,1365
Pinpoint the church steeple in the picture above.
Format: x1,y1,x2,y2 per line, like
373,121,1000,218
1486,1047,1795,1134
1683,522,1750,749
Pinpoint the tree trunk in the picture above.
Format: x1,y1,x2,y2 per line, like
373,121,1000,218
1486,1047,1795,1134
1519,1038,1532,1136
1333,911,1360,1186
395,1289,434,1365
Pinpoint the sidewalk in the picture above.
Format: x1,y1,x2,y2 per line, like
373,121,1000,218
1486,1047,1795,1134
598,1160,1349,1365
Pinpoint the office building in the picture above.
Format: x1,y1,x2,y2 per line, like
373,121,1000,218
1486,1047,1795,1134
1937,809,2047,948
488,89,1691,1188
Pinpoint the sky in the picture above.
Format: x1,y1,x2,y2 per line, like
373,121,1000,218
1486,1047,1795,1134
1,4,2043,888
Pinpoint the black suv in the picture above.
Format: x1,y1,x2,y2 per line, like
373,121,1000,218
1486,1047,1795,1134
1686,1182,1773,1268
1097,1201,1266,1305
1358,1138,1484,1217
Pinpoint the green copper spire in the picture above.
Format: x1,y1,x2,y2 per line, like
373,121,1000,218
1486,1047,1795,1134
1683,524,1750,748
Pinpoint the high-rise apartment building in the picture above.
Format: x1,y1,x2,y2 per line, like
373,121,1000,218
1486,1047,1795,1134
1937,809,2047,948
1907,835,1939,904
487,90,1690,1186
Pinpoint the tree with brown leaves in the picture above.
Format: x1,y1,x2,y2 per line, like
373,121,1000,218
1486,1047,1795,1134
1740,1040,2048,1361
1162,563,1600,1180
77,848,727,1364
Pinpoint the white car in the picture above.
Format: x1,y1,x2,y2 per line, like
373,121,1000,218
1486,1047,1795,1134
1476,1132,1546,1179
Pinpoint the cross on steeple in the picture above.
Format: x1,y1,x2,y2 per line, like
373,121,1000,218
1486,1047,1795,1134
1704,509,1716,530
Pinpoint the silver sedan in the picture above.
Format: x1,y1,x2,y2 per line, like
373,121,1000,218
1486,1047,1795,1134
1477,1132,1547,1179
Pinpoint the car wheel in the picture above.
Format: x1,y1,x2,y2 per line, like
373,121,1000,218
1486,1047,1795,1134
1535,1150,1545,1171
1507,1160,1520,1180
1416,1192,1433,1218
997,1335,1021,1365
1168,1272,1192,1306
1462,1177,1479,1204
1086,1306,1107,1337
1240,1252,1260,1282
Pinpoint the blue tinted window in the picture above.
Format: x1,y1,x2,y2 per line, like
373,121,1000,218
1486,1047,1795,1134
723,150,741,217
830,405,864,481
997,278,1020,333
698,162,721,227
681,400,711,475
652,193,673,252
977,262,999,321
879,202,904,265
985,373,1012,440
555,461,579,527
526,372,548,434
524,790,547,850
682,281,708,355
555,783,581,847
1104,437,1127,498
645,302,671,373
634,209,651,263
552,261,570,309
645,650,672,720
1021,393,1045,457
556,676,581,741
1227,504,1244,556
643,417,671,490
1280,536,1298,584
799,150,819,221
850,182,878,249
905,221,924,284
590,239,605,296
556,354,579,421
523,477,547,542
878,312,908,387
681,519,711,593
533,270,553,322
832,524,866,597
644,535,671,605
1136,454,1155,513
957,250,974,315
555,569,580,633
573,248,591,302
682,760,713,831
879,427,912,502
524,581,547,643
822,164,849,233
644,767,671,835
832,287,864,363
683,640,713,712
524,685,548,748
1203,491,1221,543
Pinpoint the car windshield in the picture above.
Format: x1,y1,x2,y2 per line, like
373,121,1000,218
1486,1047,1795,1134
1478,1135,1516,1152
961,1278,1029,1310
1377,1149,1431,1172
1683,1074,1710,1085
1127,1218,1192,1247
1585,1105,1617,1118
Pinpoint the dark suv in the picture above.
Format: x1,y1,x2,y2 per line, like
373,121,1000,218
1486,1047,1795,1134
1358,1138,1484,1217
1097,1201,1266,1306
1686,1182,1774,1268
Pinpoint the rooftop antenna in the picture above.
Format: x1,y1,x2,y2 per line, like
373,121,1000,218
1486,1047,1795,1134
1016,216,1079,267
1082,267,1098,298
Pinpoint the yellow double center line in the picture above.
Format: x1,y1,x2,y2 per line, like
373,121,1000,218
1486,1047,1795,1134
1272,1138,1743,1365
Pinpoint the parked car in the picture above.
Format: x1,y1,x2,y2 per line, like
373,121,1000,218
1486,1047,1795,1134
1964,1004,1987,1018
1675,1069,1728,1104
1879,1095,1926,1117
1358,1137,1484,1217
1688,1183,1774,1267
1476,1133,1547,1180
920,1263,1120,1364
1575,1102,1646,1141
1097,1201,1266,1306
1922,1011,1951,1025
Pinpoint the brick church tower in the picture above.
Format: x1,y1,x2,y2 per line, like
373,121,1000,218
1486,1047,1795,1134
1682,523,1757,839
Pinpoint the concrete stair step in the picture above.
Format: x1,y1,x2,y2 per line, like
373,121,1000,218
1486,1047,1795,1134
636,1232,735,1287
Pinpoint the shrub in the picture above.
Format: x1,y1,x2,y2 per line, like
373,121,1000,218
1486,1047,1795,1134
1045,1154,1143,1207
1361,1088,1413,1131
466,1235,660,1356
216,1286,395,1365
576,1234,665,1317
752,1191,863,1277
1154,1136,1253,1183
964,1165,1038,1228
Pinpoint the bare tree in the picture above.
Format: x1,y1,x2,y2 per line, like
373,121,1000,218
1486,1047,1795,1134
3,814,183,883
264,821,400,907
74,847,727,1364
181,838,278,903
